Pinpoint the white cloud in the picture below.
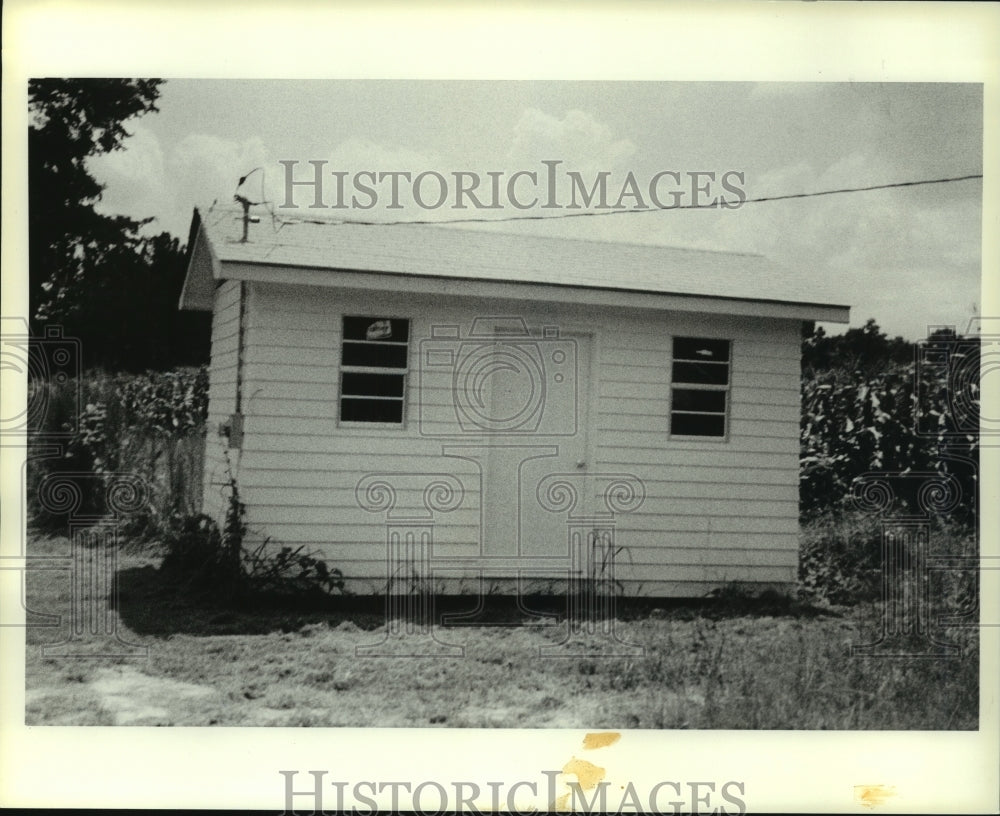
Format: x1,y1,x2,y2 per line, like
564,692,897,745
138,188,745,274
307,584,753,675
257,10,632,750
168,134,270,227
90,107,642,232
87,123,166,226
506,108,636,172
89,127,272,238
274,109,640,225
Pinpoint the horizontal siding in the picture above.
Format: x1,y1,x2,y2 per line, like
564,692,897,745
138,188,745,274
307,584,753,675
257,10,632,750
238,489,793,519
254,514,799,542
614,498,797,518
240,450,795,479
241,484,480,506
242,520,480,544
595,448,796,469
273,540,797,566
597,309,796,584
241,430,799,464
593,530,798,552
201,280,242,520
595,380,799,406
594,428,799,452
226,281,803,595
597,417,797,441
615,515,798,534
238,520,798,552
238,382,799,423
600,328,797,354
242,414,791,452
244,450,489,472
599,366,797,391
241,327,333,350
208,348,239,373
211,313,240,341
598,397,799,422
591,312,799,592
601,348,798,369
239,468,795,500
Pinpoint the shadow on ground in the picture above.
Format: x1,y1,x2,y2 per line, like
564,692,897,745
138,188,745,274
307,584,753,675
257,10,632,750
115,562,835,639
114,564,384,636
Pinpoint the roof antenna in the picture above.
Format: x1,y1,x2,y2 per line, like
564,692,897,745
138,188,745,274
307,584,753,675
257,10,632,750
234,168,263,242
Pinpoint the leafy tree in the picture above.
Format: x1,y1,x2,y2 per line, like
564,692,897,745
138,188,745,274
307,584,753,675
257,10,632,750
802,318,914,375
29,79,161,324
28,78,208,370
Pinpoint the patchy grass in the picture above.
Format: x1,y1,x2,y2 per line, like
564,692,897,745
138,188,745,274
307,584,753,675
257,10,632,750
23,532,978,729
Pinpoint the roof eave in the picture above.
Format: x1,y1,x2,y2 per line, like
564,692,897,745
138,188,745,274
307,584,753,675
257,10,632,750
218,258,851,323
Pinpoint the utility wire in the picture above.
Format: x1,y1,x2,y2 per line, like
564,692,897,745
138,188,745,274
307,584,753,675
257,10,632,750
730,173,981,206
230,171,983,230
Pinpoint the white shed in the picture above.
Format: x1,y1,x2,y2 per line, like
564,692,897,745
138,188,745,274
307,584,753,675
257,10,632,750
181,208,849,597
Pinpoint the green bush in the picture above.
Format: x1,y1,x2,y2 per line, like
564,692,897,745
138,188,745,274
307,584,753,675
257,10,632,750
799,511,978,607
159,513,240,594
160,481,346,602
799,512,883,603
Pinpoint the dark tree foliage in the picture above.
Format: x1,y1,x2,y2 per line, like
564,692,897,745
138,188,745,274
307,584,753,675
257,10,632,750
802,318,914,375
28,78,209,371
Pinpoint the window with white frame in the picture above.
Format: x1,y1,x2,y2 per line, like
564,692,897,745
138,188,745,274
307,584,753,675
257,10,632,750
339,316,410,424
670,337,731,437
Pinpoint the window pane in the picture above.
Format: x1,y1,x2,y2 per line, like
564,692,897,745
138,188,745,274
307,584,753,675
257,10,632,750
673,337,730,363
341,372,405,398
343,316,410,343
341,397,404,423
342,341,408,369
672,360,729,385
671,412,726,437
672,388,727,413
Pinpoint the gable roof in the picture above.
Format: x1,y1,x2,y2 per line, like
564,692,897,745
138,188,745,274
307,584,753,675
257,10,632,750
181,207,850,322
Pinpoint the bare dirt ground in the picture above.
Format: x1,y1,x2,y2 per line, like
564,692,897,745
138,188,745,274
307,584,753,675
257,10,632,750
21,533,978,729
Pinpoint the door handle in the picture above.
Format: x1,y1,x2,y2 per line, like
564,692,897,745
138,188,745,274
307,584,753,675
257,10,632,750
575,460,586,469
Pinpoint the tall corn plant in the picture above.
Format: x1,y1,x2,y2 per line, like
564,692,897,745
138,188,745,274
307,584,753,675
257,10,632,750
800,357,977,522
28,366,208,537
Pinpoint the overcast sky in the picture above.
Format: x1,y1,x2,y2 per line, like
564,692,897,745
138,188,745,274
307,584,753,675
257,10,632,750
88,80,983,340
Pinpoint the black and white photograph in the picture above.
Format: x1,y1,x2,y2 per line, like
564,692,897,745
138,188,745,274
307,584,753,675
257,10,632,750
2,3,997,813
